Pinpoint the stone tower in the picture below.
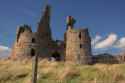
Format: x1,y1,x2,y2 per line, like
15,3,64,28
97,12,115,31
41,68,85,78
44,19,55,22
36,5,53,58
65,16,92,64
37,5,52,40
11,25,39,59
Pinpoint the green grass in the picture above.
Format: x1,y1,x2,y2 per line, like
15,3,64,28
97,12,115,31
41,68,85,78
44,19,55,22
0,59,125,83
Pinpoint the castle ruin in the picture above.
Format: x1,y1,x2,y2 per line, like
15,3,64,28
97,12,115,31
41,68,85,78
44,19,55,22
11,5,92,64
65,16,92,64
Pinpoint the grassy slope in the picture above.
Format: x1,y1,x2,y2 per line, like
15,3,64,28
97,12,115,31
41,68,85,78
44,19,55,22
0,59,125,83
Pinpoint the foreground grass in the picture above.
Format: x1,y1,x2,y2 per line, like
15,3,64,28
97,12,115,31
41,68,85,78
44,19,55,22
0,59,125,83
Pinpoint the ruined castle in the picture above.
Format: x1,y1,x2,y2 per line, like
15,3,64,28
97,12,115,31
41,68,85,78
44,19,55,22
11,5,92,64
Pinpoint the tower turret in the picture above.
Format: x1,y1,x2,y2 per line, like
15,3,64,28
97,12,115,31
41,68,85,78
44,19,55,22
11,25,39,59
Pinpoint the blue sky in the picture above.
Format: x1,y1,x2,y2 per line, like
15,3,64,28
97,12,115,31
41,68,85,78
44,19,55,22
0,0,125,52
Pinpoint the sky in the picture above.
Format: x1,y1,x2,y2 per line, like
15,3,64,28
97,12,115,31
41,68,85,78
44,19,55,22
0,0,125,54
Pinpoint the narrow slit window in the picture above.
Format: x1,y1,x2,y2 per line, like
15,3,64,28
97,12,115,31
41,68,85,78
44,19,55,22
79,32,81,39
80,44,82,48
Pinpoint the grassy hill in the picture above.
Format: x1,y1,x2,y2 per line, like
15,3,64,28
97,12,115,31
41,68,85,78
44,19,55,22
0,59,125,83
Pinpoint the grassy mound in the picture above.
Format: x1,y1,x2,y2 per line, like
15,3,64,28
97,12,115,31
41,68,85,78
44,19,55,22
0,59,125,83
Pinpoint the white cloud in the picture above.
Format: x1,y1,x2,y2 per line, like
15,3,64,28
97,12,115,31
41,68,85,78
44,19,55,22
0,45,11,58
91,34,102,46
94,33,117,49
0,45,10,52
114,37,125,48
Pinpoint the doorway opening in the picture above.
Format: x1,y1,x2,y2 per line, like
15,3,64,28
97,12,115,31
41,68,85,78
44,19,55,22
31,48,35,56
51,52,61,61
32,38,36,43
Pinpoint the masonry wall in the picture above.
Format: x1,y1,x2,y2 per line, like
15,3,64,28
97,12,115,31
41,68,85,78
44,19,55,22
11,26,39,59
65,27,92,64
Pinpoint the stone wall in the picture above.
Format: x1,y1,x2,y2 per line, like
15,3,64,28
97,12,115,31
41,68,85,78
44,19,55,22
65,16,92,64
11,25,39,59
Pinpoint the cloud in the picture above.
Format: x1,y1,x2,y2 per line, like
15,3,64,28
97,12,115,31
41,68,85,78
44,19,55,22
0,45,10,52
94,33,117,49
114,37,125,48
0,45,11,58
91,34,102,46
